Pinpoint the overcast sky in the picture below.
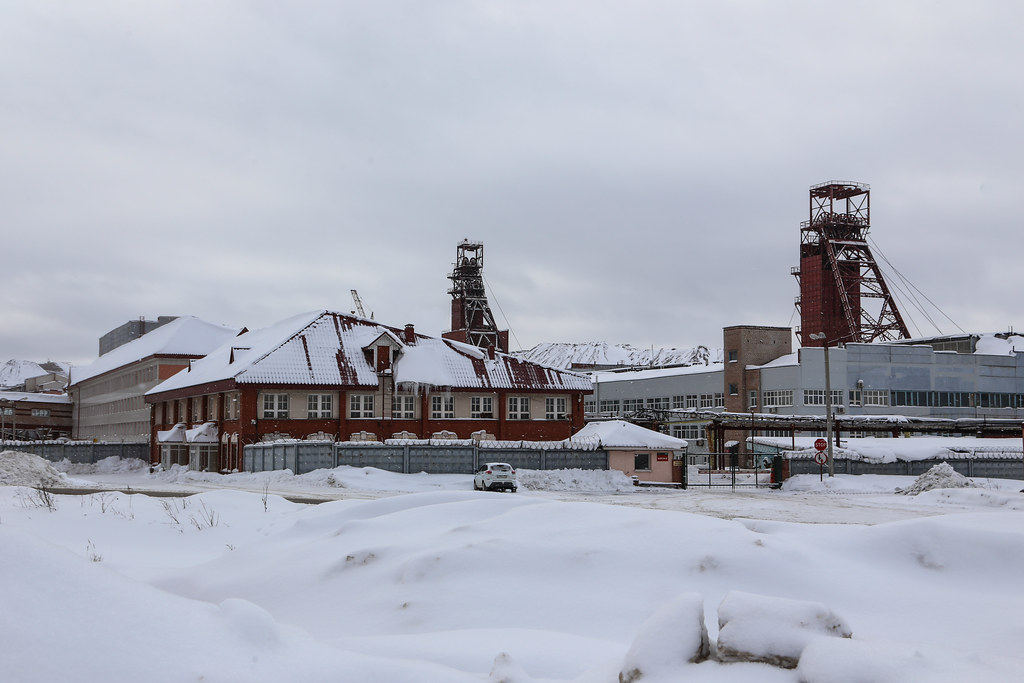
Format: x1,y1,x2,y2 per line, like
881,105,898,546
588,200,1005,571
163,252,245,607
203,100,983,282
3,1,1021,366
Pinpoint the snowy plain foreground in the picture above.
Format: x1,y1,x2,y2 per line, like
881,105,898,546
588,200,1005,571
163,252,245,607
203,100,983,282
3,452,1024,682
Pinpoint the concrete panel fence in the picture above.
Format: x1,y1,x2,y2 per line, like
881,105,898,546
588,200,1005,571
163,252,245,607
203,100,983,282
243,442,608,476
788,457,1024,480
1,441,149,464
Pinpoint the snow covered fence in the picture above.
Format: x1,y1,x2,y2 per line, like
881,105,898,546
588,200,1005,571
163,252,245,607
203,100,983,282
243,441,609,475
0,441,148,465
789,456,1023,480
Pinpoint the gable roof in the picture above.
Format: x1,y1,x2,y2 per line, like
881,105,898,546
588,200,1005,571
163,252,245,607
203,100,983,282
571,419,688,449
147,310,592,396
70,316,243,385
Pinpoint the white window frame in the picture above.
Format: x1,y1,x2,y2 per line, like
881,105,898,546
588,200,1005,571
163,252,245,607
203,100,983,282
762,390,794,407
391,394,415,419
349,394,375,418
508,396,530,420
545,396,567,420
863,390,889,406
262,393,289,419
307,394,333,419
431,395,455,419
803,389,843,406
471,396,493,418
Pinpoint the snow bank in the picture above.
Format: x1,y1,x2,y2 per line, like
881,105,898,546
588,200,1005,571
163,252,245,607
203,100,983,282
716,591,852,669
798,635,1021,682
0,450,69,487
897,462,979,495
517,467,635,492
52,455,149,475
619,593,709,682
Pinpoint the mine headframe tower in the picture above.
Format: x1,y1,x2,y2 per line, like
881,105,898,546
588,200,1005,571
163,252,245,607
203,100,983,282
443,240,509,353
794,181,910,347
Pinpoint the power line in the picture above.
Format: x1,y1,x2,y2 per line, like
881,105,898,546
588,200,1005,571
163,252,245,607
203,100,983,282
482,273,522,351
868,236,966,336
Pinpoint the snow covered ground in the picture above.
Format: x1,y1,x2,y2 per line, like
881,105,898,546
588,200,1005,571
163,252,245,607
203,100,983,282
3,451,1024,681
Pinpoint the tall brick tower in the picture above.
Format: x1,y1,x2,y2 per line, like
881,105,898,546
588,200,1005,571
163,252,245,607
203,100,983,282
794,181,909,347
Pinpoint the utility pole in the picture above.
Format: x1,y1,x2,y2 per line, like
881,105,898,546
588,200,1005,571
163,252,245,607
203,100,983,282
809,333,834,477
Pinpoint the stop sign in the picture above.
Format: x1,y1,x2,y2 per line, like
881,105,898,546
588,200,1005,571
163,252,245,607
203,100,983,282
814,438,828,451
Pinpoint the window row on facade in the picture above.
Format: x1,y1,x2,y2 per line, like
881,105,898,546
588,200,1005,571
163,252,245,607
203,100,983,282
594,394,726,414
157,392,572,424
76,365,160,399
77,395,147,419
591,389,1024,414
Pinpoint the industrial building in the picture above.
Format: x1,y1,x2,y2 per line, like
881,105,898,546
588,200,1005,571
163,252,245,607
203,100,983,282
587,182,1024,461
68,316,243,442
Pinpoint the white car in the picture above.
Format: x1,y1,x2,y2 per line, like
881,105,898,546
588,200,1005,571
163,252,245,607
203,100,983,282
474,462,517,492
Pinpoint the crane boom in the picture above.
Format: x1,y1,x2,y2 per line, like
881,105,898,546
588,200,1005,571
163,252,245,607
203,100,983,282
350,289,366,318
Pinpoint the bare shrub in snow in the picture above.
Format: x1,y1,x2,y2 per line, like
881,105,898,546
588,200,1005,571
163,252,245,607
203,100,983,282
190,500,220,530
161,500,182,526
18,486,58,512
86,540,102,563
897,462,979,496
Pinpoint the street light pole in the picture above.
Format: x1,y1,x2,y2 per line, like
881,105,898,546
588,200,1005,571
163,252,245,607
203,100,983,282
809,333,835,477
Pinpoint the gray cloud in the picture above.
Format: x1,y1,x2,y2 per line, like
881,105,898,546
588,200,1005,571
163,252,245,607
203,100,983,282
3,1,1021,365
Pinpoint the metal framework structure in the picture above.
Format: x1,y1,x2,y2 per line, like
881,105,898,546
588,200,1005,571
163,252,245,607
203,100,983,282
794,181,909,347
445,240,506,352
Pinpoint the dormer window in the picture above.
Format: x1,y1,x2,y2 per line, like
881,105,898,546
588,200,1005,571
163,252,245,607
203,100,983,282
363,332,403,374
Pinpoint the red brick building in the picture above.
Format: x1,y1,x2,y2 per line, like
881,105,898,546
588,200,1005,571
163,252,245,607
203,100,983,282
145,310,592,470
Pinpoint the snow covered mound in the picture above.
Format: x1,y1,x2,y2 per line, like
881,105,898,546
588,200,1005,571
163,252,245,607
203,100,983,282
517,468,635,492
0,450,70,488
53,456,149,475
897,462,979,496
716,591,852,669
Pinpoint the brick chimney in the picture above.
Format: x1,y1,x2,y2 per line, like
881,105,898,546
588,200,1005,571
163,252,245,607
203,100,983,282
404,324,416,344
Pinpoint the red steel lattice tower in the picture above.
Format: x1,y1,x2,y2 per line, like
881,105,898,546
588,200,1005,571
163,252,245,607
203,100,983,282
443,240,509,352
794,181,909,347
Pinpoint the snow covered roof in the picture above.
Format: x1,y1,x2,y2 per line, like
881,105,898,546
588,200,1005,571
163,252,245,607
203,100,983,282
571,419,688,449
592,363,722,384
754,435,1024,462
148,311,593,395
0,391,70,404
515,341,720,370
71,316,242,385
974,333,1024,355
751,352,799,369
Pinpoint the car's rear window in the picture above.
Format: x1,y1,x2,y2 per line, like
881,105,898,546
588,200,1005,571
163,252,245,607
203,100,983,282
490,464,511,472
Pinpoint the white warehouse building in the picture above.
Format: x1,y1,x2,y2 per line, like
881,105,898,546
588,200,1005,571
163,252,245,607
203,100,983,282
586,326,1024,453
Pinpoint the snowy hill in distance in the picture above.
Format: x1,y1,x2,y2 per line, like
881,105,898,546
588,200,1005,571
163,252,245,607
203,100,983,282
514,341,721,370
0,359,71,389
